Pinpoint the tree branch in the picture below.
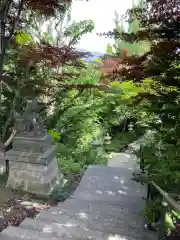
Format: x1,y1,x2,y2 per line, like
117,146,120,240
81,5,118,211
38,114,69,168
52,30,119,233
4,127,16,147
8,0,24,40
57,83,105,89
2,93,16,140
0,0,24,75
58,89,84,116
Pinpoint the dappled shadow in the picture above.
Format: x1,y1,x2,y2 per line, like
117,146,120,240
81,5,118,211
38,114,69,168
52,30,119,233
39,221,134,240
107,235,131,240
72,165,145,208
35,202,151,239
33,162,156,240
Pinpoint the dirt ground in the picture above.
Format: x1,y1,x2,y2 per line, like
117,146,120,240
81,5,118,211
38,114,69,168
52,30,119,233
0,169,83,232
0,184,56,232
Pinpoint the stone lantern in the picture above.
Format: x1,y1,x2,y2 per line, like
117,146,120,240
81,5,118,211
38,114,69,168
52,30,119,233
6,99,64,196
103,133,111,145
0,152,6,175
91,139,102,151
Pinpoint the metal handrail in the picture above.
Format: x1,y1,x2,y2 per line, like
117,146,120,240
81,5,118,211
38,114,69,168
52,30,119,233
138,144,180,240
146,181,180,240
151,181,180,213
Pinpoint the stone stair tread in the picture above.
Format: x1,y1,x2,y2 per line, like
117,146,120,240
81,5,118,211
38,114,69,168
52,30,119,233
21,216,154,240
0,147,157,240
42,198,143,224
62,198,144,216
71,165,146,204
20,217,108,240
108,152,139,169
0,226,58,240
37,199,154,239
71,187,145,204
75,165,145,189
0,222,146,240
1,229,144,240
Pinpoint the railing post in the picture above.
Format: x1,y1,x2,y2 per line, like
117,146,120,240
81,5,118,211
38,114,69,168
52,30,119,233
140,144,145,173
158,200,168,240
147,183,151,201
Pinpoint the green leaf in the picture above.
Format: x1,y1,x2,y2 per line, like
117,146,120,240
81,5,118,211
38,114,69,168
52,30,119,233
42,33,54,43
106,45,114,54
143,78,153,84
16,32,33,45
120,81,142,100
110,81,122,88
48,129,61,140
95,58,103,64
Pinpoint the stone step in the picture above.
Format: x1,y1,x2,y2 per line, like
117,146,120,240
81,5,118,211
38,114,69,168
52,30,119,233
75,165,145,188
0,225,142,240
71,165,146,204
0,226,59,240
63,198,144,218
108,152,139,170
37,199,154,239
20,217,107,240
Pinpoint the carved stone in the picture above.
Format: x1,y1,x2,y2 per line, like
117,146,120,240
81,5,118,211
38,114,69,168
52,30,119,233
0,155,6,175
14,99,46,137
0,141,6,175
6,100,64,195
6,133,64,196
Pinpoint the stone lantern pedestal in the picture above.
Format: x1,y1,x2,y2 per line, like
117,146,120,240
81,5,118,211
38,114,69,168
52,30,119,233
6,133,63,196
0,151,6,175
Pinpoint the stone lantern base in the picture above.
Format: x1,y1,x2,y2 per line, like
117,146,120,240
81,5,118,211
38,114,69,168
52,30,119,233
0,156,6,175
6,134,64,196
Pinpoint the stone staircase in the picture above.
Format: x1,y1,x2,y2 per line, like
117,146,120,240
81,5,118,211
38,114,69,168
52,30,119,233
0,147,157,240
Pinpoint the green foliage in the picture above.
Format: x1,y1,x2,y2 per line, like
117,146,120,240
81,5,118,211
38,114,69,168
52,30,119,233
106,45,114,55
58,148,108,176
46,65,148,176
111,1,150,56
106,131,139,152
2,1,173,224
15,32,33,45
0,172,8,186
41,33,54,44
51,183,73,202
48,129,61,140
141,198,162,223
0,3,96,143
105,0,180,225
64,20,95,45
94,58,103,65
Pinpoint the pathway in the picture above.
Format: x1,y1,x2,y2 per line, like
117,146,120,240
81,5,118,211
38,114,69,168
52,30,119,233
0,143,157,239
